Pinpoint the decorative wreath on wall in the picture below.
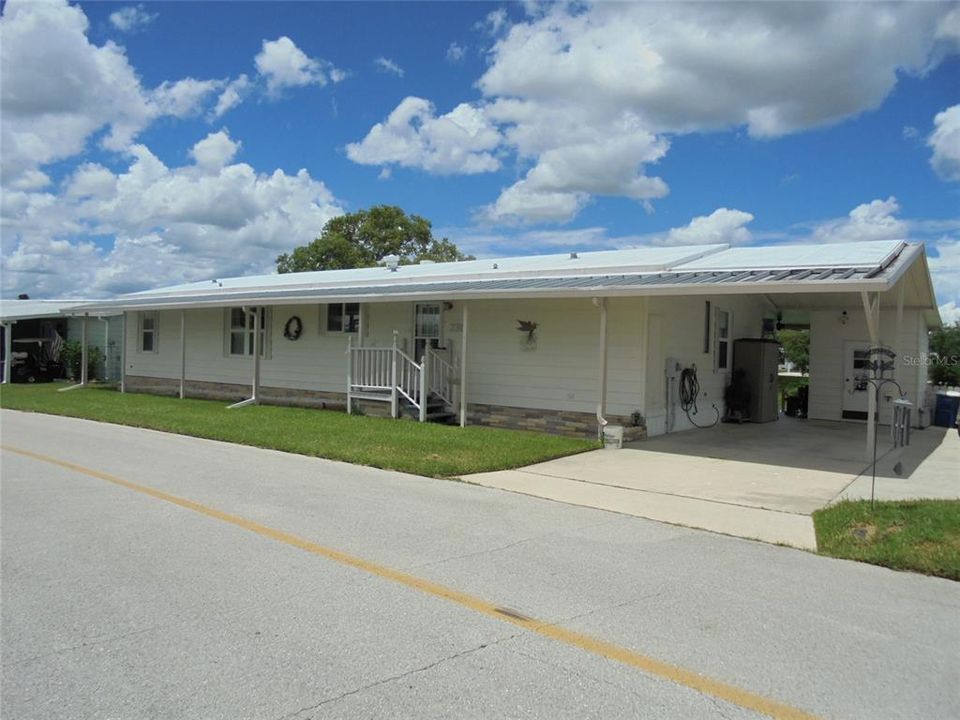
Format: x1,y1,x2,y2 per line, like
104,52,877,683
283,315,303,341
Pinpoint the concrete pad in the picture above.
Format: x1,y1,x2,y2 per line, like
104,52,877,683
838,426,960,502
462,418,956,550
515,449,851,514
463,469,818,549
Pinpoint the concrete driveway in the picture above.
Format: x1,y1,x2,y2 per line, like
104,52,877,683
463,418,958,549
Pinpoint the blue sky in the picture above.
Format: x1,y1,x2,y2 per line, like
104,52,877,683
1,1,958,319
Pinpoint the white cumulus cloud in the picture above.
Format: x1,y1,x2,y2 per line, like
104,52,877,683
189,130,241,173
2,138,344,296
811,197,908,244
346,97,501,175
928,104,960,181
0,0,222,189
108,4,157,33
661,209,755,247
254,36,342,97
349,2,958,225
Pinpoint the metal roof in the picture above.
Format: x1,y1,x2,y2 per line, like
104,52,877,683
73,240,932,313
0,299,101,323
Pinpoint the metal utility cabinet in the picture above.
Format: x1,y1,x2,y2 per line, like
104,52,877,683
733,339,780,423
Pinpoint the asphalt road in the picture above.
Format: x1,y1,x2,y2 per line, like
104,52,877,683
1,409,957,720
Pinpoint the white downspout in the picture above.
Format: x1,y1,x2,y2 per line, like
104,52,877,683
227,306,260,409
62,316,89,391
594,297,609,438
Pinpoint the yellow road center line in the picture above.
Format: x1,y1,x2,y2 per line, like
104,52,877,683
3,444,819,720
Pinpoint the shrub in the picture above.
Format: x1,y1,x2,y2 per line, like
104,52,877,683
62,340,105,381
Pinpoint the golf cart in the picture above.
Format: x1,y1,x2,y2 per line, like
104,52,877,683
9,337,65,383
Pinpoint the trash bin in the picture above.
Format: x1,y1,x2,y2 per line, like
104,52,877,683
933,392,960,428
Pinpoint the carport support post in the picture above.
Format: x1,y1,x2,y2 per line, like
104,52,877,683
80,315,89,386
2,321,13,384
861,291,881,461
459,303,468,428
101,317,110,381
179,310,186,399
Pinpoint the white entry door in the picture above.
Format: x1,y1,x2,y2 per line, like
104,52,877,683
413,303,442,361
841,341,871,420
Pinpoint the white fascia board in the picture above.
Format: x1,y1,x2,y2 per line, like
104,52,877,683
75,275,896,313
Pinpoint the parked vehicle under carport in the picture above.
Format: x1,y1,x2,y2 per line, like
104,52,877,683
9,338,64,383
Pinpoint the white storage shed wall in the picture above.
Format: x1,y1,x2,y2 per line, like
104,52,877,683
808,307,929,427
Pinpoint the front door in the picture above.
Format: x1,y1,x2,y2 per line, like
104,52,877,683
842,341,871,420
413,303,442,361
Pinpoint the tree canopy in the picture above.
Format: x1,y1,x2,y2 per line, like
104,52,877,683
777,329,810,375
929,320,960,386
276,205,473,273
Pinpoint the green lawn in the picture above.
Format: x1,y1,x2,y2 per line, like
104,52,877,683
0,383,597,478
814,499,960,581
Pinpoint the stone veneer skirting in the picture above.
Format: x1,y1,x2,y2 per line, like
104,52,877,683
467,402,647,441
124,376,647,440
124,375,347,410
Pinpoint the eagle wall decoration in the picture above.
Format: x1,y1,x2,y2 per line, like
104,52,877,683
517,320,539,344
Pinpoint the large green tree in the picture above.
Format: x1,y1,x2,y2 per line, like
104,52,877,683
929,320,960,386
777,329,810,374
276,205,472,273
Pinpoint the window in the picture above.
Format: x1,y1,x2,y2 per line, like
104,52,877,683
228,307,266,356
139,312,157,353
326,303,360,333
715,308,731,371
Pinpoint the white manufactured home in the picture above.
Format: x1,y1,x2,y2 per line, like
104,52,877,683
70,239,939,442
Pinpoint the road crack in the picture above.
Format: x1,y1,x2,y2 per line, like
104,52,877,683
275,632,523,719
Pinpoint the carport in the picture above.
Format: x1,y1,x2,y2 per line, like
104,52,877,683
463,418,957,549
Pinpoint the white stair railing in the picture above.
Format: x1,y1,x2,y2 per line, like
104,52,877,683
347,340,456,421
426,348,456,408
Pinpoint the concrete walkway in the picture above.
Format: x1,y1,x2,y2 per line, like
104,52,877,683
462,419,958,550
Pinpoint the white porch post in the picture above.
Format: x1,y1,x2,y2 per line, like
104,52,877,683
390,331,399,419
80,315,89,386
2,321,13,384
251,307,261,402
895,281,905,403
419,349,429,423
179,310,186,399
861,291,881,460
357,303,364,347
594,297,609,437
120,313,127,393
459,303,468,428
346,334,353,414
